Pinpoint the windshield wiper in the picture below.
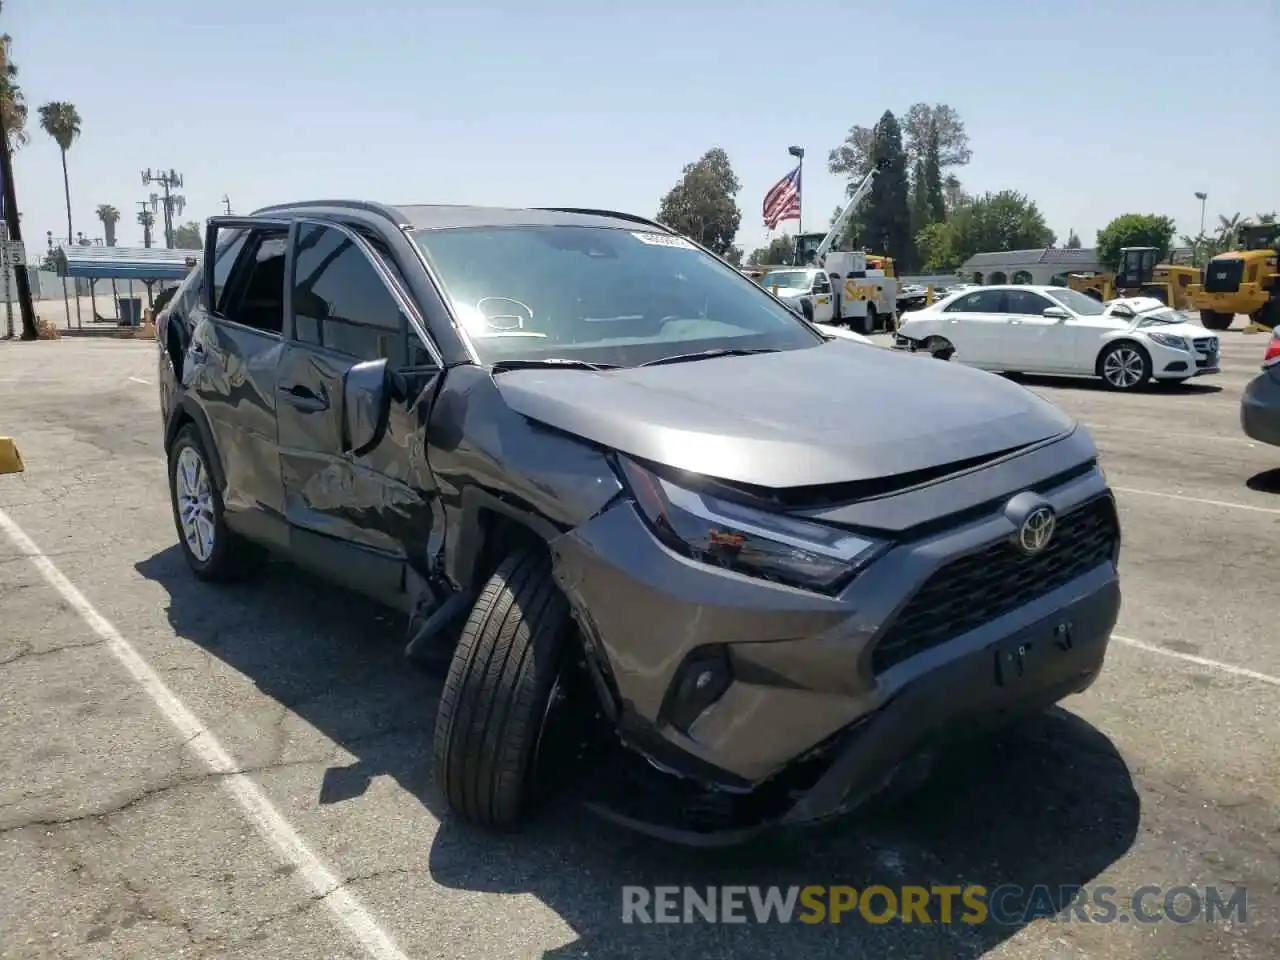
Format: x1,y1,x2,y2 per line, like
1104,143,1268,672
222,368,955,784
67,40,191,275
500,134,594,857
638,347,780,368
490,358,620,374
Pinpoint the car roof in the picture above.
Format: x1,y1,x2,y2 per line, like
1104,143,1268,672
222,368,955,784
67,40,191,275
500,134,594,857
249,199,665,233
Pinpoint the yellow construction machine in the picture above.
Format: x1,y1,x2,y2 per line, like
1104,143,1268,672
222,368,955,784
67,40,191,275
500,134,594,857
1066,247,1201,309
0,437,23,475
1188,223,1279,332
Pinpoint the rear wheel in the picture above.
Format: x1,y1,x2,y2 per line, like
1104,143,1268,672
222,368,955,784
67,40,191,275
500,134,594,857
1098,341,1151,391
433,543,575,830
167,424,264,581
1199,310,1234,331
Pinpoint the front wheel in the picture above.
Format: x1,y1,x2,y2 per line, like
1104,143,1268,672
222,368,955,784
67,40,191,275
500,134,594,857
433,544,574,830
924,335,955,360
1098,342,1151,391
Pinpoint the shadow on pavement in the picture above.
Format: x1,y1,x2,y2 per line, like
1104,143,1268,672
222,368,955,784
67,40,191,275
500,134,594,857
1011,373,1222,395
137,545,1140,959
1245,468,1280,495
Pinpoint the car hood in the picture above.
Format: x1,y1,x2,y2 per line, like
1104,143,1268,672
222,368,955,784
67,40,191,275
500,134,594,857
1134,319,1211,340
494,341,1077,488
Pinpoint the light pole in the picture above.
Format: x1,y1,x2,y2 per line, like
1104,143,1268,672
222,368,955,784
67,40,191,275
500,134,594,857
788,145,804,238
1194,191,1207,265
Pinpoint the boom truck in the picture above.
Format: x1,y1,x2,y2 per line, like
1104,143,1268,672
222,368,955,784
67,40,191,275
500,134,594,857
759,162,899,335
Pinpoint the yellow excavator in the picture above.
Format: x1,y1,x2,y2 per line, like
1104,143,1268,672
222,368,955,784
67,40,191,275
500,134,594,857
1188,223,1279,332
1066,246,1201,308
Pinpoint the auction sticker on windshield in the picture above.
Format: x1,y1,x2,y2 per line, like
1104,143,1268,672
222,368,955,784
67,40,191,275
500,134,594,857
632,232,696,249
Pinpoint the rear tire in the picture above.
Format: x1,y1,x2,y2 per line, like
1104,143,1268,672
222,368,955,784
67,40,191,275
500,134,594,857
1199,310,1234,331
167,424,264,582
433,543,573,830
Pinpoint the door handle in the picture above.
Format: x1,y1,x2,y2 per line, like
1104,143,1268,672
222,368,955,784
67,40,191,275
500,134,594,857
1009,319,1022,325
277,383,329,412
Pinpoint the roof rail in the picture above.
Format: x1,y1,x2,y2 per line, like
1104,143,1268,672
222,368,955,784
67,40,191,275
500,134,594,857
534,207,672,232
249,199,410,225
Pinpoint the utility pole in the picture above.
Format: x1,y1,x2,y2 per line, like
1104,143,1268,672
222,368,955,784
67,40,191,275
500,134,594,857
221,195,232,215
0,122,38,339
141,168,185,247
136,200,155,248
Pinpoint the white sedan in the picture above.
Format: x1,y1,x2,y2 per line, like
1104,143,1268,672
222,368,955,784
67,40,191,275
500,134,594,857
894,285,1221,390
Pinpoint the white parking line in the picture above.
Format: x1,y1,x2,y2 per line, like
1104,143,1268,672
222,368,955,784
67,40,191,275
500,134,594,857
127,376,151,385
1112,486,1280,515
0,507,409,960
1113,634,1280,688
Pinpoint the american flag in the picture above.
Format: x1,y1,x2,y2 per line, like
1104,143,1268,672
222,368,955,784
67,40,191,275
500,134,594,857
763,164,801,230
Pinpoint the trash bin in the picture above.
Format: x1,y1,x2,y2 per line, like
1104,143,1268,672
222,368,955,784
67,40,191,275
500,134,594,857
117,296,143,326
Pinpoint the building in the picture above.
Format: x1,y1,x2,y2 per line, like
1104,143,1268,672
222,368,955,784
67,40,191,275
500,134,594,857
959,247,1102,286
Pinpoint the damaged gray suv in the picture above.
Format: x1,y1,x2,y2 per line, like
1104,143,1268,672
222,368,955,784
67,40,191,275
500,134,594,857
156,201,1121,845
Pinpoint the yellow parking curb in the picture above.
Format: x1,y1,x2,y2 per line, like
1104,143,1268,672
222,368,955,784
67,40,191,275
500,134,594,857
0,436,23,475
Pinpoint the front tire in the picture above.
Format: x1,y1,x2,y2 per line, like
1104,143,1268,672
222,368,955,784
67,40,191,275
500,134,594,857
1199,310,1233,331
167,424,263,581
433,543,573,830
1098,341,1151,391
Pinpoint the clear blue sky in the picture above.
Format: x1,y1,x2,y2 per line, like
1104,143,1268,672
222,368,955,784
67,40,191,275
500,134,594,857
8,0,1278,257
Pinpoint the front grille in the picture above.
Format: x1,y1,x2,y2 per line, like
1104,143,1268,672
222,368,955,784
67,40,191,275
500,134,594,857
1204,258,1245,293
1194,336,1219,368
871,496,1119,674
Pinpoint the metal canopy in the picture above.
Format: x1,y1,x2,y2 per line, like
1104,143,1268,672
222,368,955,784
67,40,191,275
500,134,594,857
55,244,202,281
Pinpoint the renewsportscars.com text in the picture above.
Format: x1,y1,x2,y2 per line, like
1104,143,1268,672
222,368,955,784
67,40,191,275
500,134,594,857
621,884,1248,926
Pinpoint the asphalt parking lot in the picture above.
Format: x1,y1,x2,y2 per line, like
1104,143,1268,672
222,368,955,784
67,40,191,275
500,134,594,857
1,329,1277,959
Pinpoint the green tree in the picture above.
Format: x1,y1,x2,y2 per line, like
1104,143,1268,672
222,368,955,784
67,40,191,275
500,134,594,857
1065,229,1082,249
38,101,81,246
747,233,795,265
1094,213,1177,270
942,174,969,214
830,102,970,180
172,221,203,249
0,16,26,148
921,190,1055,269
96,203,120,246
922,120,946,224
909,157,930,240
723,245,743,266
1255,211,1277,225
859,111,914,269
902,103,972,169
655,147,742,256
915,221,960,271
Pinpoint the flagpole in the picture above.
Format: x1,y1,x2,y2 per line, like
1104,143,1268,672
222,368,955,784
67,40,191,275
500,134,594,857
788,146,804,238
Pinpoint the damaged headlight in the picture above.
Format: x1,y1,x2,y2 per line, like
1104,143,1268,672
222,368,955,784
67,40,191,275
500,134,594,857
1147,332,1189,351
616,456,886,593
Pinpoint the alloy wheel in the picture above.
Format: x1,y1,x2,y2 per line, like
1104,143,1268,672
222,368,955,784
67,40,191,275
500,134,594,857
176,446,216,562
1103,347,1145,389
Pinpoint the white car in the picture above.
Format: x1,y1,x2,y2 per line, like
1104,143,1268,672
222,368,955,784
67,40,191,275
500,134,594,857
813,322,873,344
894,285,1221,390
758,267,836,324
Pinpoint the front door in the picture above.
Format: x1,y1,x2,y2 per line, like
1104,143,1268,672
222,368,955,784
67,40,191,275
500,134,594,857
275,219,445,609
810,273,835,323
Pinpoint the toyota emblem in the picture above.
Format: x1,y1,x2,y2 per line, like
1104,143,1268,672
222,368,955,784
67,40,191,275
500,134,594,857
1017,506,1056,555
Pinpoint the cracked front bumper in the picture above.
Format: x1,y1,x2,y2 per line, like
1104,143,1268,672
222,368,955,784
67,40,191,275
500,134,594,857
550,464,1120,843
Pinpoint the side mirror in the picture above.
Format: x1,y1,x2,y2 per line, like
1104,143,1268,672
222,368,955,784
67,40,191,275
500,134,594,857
342,358,394,457
1042,306,1069,320
1109,305,1136,319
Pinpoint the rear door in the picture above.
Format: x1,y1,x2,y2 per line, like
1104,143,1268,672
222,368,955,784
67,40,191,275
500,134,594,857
1001,288,1074,373
276,219,445,608
938,288,1007,365
185,218,293,552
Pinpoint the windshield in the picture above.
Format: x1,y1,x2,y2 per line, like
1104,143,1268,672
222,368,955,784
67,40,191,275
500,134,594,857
761,270,810,291
412,225,822,367
1045,288,1107,316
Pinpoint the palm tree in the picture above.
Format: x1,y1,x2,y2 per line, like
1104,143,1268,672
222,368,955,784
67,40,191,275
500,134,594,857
38,101,81,246
0,13,27,149
96,204,120,246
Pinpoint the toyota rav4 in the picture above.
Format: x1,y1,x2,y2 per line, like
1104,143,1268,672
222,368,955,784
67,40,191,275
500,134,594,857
156,201,1122,845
